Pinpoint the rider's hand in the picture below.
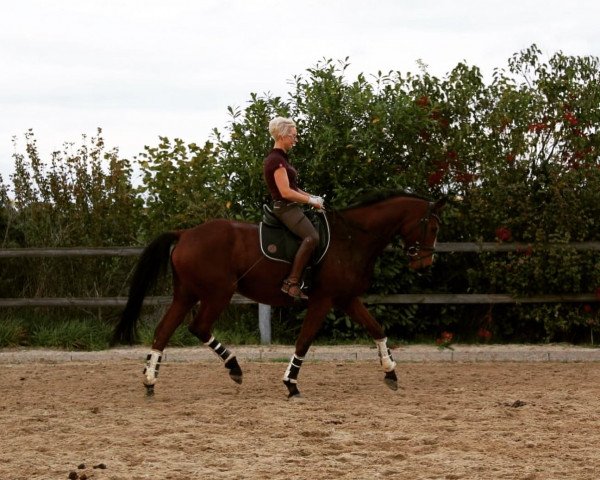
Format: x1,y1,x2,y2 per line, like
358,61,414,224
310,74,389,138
308,195,325,209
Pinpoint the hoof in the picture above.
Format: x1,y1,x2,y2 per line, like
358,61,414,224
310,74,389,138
288,393,306,402
283,379,301,398
225,357,243,384
144,384,155,397
384,370,399,391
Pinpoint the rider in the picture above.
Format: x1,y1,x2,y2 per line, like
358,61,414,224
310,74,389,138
263,117,324,300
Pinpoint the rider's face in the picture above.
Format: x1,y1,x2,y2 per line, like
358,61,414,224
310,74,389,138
284,128,298,150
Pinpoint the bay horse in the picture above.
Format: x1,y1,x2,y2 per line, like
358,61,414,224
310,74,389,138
112,193,445,398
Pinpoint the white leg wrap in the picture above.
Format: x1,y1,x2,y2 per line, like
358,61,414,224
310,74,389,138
143,349,162,386
375,337,397,372
283,354,304,383
204,335,234,363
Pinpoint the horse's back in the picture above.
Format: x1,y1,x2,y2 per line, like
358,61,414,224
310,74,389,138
171,219,260,281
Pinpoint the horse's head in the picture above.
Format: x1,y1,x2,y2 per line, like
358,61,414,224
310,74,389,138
403,197,446,270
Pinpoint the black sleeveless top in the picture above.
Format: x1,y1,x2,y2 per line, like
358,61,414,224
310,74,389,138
263,148,299,201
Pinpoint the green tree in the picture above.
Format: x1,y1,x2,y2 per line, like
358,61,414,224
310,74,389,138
4,129,141,300
136,137,227,237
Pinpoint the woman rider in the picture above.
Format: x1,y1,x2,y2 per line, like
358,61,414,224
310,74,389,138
263,117,324,300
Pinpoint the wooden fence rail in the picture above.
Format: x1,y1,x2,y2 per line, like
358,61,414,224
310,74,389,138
2,242,599,344
1,242,599,258
1,243,599,308
0,293,598,309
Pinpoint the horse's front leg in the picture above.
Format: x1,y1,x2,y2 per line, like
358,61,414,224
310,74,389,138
283,298,333,399
341,297,399,391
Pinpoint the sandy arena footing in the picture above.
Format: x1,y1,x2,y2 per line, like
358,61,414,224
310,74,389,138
1,343,599,364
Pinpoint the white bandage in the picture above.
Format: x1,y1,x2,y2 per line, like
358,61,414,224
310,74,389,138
143,349,162,386
375,338,397,372
283,354,305,383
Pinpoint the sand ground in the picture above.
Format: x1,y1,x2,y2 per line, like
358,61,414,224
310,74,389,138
1,345,599,479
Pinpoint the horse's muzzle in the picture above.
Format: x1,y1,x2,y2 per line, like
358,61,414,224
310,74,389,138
408,253,435,270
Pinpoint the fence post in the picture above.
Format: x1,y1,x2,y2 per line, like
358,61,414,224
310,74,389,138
258,303,272,345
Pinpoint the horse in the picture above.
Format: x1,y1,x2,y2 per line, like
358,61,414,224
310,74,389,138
112,192,446,398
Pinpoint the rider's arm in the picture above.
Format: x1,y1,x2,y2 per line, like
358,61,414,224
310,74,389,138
274,167,324,209
274,167,311,204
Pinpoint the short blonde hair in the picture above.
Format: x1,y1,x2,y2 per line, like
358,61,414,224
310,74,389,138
268,117,296,140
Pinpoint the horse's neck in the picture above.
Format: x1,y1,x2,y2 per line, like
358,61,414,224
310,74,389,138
342,197,417,243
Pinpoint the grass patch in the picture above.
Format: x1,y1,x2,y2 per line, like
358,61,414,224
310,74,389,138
0,306,439,352
0,304,262,351
0,318,28,347
29,319,112,350
0,313,113,350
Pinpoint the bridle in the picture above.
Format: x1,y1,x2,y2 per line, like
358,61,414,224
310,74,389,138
403,202,441,264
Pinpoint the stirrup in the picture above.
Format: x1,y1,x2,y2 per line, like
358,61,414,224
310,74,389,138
281,279,308,300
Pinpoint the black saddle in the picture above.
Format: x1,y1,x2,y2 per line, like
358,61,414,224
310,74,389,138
259,205,330,266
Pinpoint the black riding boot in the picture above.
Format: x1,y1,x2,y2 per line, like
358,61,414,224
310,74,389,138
282,237,317,299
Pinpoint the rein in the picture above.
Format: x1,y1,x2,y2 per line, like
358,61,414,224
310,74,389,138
328,209,389,244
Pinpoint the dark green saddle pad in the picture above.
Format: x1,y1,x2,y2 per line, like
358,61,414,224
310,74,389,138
259,205,330,265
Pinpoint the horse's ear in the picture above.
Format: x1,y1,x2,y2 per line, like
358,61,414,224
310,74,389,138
433,196,448,212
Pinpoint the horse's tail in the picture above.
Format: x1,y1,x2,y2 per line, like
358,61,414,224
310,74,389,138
111,231,180,345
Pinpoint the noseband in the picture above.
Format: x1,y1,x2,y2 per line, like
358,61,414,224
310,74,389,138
404,202,441,263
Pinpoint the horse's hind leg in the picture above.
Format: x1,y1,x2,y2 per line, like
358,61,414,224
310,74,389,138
143,293,196,395
188,296,243,385
341,297,399,391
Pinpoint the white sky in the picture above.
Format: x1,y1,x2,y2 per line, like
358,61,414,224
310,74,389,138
1,0,599,182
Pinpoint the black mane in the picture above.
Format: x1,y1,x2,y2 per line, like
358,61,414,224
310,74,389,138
339,190,432,210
